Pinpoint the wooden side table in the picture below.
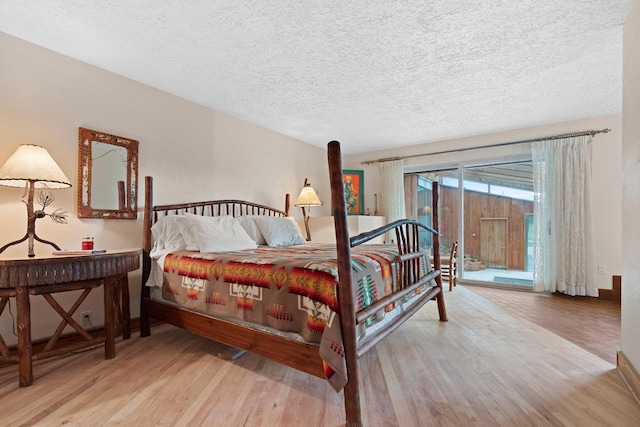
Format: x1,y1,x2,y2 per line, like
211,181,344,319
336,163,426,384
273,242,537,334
0,249,141,386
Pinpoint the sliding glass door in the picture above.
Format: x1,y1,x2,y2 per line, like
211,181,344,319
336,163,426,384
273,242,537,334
408,159,534,288
461,162,534,287
408,171,459,256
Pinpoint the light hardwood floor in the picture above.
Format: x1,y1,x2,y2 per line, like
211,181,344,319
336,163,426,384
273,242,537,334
466,284,621,364
1,286,638,426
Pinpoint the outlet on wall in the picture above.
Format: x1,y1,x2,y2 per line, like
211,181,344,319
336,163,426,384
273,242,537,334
597,264,607,275
81,311,92,328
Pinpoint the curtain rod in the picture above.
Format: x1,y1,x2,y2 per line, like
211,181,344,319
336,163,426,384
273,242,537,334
360,128,611,165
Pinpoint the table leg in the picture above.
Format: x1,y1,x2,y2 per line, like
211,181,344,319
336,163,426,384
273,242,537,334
16,286,32,387
104,277,115,360
121,275,131,340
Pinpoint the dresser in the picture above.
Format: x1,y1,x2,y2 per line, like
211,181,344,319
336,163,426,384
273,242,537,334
0,249,141,386
308,215,386,244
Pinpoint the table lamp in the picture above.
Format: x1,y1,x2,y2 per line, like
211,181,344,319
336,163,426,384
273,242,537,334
295,178,322,241
0,144,71,257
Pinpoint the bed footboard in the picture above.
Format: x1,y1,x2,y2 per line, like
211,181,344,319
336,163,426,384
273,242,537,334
327,140,446,427
352,217,446,355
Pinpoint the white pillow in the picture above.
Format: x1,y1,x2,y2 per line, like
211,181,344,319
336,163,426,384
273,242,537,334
150,215,188,258
183,213,257,252
237,216,267,245
177,215,200,251
254,216,306,247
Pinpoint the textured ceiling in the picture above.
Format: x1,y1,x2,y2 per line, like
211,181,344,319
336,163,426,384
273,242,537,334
0,1,634,154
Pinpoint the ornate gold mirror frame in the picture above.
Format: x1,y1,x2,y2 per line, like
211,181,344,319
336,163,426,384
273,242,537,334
77,127,138,219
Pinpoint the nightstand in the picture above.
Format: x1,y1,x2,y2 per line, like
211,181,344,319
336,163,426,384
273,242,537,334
0,249,141,386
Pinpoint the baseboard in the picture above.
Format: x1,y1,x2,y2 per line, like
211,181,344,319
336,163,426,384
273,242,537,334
599,275,622,303
618,350,640,405
612,275,622,303
598,288,612,301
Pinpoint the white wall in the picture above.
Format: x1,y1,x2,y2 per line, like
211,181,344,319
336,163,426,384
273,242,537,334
344,115,623,291
622,0,640,371
0,33,330,345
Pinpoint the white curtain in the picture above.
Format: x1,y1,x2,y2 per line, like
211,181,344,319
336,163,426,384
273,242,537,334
378,159,406,243
532,136,597,296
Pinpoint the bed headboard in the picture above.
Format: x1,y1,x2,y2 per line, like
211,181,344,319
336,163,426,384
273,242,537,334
141,176,290,255
150,196,290,221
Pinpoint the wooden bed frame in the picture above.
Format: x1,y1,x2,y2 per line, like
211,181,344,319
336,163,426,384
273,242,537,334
140,140,447,426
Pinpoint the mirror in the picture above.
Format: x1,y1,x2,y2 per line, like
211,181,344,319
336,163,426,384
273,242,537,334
77,127,139,219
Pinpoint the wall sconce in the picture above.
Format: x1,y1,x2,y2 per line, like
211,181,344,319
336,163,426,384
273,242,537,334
0,144,71,257
294,178,322,241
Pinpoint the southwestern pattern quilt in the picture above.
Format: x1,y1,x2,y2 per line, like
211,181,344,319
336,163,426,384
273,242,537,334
160,242,432,391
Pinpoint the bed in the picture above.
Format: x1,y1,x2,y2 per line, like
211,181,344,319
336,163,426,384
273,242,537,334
140,140,447,426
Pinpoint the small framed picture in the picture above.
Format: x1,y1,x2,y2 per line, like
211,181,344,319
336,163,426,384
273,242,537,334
342,170,364,215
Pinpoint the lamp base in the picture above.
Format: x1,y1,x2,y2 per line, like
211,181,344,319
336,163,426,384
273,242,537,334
301,206,312,241
0,231,61,258
0,181,61,257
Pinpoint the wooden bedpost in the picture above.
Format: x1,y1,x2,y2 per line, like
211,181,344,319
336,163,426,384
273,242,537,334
328,141,363,427
432,182,447,321
284,193,290,216
140,176,153,337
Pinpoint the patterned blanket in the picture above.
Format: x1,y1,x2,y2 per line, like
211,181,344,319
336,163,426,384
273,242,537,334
161,242,430,391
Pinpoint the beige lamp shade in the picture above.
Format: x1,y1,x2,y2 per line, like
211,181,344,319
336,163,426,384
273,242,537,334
0,144,72,189
295,185,322,207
